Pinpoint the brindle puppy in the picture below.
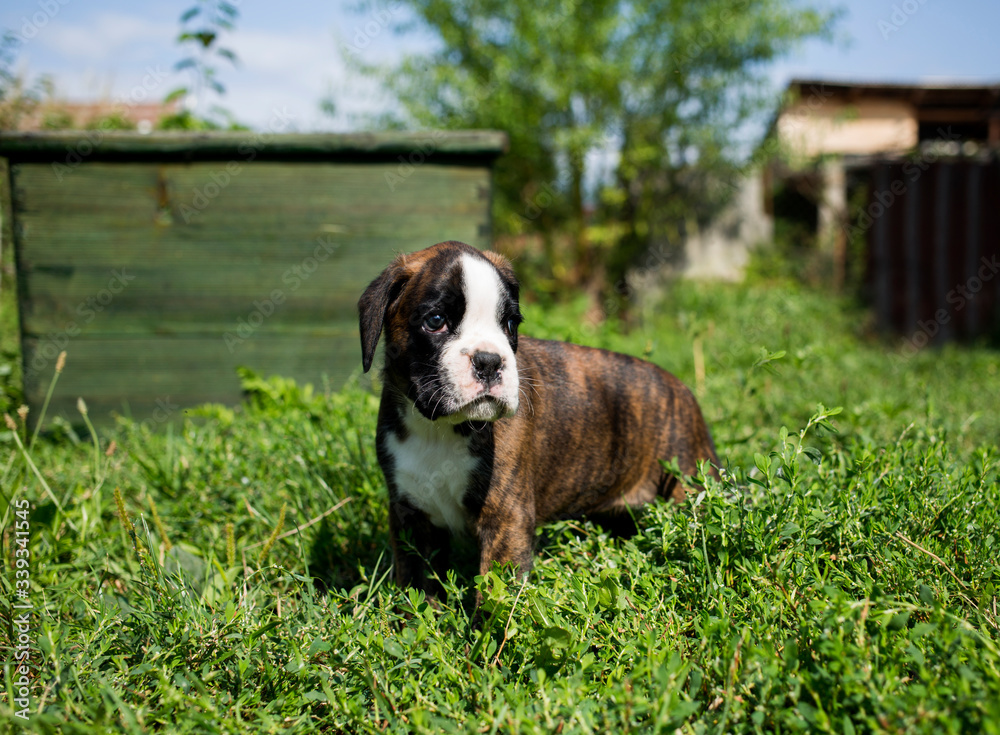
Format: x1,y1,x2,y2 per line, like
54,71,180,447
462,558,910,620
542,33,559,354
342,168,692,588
359,241,719,597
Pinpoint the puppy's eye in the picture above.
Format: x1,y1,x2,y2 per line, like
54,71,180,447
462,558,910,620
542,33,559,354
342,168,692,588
423,313,447,333
506,317,517,334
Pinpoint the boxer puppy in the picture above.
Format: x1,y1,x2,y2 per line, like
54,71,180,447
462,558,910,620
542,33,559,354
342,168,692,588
358,241,719,597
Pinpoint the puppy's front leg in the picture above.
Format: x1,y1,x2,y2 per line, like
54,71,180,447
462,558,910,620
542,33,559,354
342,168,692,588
389,499,450,598
476,486,536,587
478,522,536,578
471,514,535,619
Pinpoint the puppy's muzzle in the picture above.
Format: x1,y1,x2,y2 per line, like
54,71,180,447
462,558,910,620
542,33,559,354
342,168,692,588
472,351,503,387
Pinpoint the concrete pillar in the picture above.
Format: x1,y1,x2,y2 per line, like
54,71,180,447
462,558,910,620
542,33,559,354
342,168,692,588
817,157,847,290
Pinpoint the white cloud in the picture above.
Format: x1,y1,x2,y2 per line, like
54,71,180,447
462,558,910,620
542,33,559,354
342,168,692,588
7,6,408,131
230,28,335,78
222,27,395,130
37,12,173,63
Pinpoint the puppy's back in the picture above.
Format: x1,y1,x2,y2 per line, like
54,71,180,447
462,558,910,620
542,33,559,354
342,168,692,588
495,337,718,519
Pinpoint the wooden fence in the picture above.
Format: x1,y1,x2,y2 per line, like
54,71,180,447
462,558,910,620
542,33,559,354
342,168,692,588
864,155,1000,343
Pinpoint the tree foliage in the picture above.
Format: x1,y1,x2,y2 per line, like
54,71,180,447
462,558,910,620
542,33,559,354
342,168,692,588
367,0,837,292
0,32,48,130
166,0,241,128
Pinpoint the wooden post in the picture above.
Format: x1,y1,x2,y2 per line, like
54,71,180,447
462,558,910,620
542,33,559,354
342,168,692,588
989,115,1000,147
0,157,11,303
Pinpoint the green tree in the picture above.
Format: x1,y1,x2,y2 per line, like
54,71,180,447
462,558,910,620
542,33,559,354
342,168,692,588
0,32,48,130
361,0,837,295
161,0,242,130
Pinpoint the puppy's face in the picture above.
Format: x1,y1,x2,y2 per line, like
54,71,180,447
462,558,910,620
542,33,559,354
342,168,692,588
359,242,522,423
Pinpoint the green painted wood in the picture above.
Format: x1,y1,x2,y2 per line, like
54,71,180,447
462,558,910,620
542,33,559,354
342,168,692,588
21,282,365,336
14,162,489,251
0,130,508,159
5,134,500,425
14,162,491,340
22,334,364,424
0,157,14,306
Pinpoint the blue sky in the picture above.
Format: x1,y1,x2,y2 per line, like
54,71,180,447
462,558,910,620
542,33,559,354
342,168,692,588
2,0,999,131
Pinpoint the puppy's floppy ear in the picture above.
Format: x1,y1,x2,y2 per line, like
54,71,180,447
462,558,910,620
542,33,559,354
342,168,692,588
358,260,409,373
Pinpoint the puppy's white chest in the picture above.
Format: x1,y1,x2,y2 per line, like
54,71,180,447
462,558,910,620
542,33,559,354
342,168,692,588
384,417,478,533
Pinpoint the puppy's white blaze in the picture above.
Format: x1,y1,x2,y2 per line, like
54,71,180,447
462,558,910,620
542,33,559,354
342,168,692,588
439,254,519,419
386,412,477,533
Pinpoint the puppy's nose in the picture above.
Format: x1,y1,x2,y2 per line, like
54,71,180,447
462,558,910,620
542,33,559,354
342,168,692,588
472,351,503,383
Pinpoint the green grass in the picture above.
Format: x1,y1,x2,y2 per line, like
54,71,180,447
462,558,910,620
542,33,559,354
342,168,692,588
1,279,999,733
0,236,23,418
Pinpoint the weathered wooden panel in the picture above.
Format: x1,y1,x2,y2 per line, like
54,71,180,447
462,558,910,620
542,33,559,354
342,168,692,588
22,332,361,424
1,131,505,425
0,131,508,160
13,162,491,336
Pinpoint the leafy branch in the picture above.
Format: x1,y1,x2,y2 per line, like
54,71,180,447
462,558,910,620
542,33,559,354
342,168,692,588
166,1,240,123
